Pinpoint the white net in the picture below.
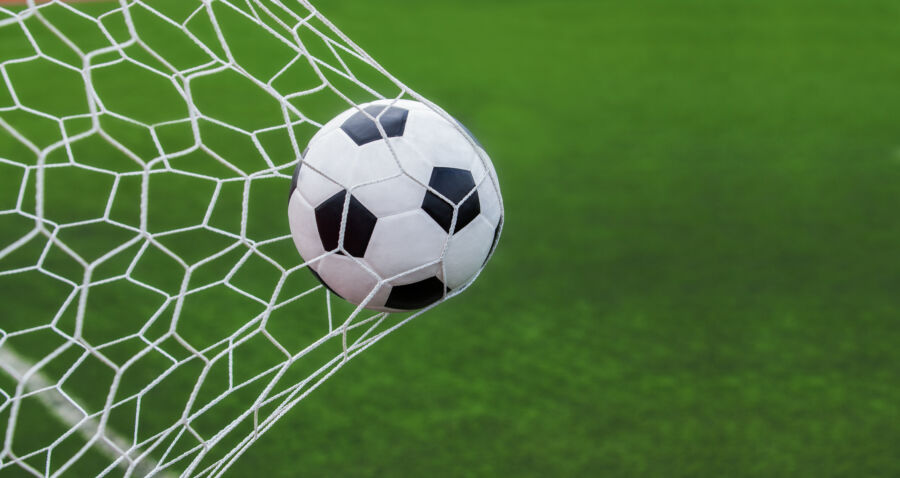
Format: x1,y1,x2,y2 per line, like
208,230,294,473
0,1,492,476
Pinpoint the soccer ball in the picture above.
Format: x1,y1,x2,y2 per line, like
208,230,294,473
288,99,503,312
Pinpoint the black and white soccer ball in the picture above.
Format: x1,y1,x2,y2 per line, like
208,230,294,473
288,99,503,312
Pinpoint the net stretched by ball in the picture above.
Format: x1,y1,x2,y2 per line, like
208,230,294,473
0,1,502,476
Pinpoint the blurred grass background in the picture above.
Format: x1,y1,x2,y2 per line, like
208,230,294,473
2,0,900,476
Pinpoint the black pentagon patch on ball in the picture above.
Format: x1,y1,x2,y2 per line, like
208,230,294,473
421,167,480,233
484,219,502,266
341,105,409,146
314,190,378,257
288,161,302,200
309,267,344,300
385,276,446,311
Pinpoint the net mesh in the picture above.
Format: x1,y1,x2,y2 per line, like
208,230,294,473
0,1,481,476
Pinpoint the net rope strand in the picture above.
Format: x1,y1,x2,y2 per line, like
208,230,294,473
0,0,499,477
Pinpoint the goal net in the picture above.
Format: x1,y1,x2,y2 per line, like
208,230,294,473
0,1,494,476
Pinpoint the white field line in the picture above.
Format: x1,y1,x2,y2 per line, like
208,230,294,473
0,346,177,478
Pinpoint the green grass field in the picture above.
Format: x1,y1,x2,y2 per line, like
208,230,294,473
2,0,900,476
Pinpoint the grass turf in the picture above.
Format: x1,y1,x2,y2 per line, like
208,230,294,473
2,0,900,476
